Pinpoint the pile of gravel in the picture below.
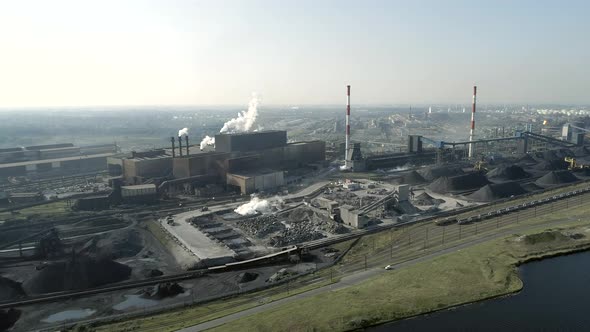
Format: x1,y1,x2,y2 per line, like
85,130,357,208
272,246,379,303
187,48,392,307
428,173,490,193
413,192,445,206
418,165,464,181
24,256,131,294
536,170,578,187
237,272,259,283
0,276,25,301
468,182,527,202
147,282,184,299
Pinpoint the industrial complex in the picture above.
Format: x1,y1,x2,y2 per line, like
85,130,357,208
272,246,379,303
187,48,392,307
2,85,590,332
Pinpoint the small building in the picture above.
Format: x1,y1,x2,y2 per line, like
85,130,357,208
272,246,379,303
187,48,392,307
313,197,339,212
339,205,370,228
226,169,285,194
343,181,361,191
121,184,158,203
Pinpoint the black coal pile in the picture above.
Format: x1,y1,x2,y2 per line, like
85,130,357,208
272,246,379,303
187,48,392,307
0,308,21,332
147,282,184,299
24,256,131,294
572,146,590,157
517,154,538,165
487,164,530,180
554,148,575,158
96,229,144,259
533,159,568,170
536,170,578,187
539,150,559,160
400,171,427,185
428,173,490,193
418,165,464,181
413,192,445,206
143,269,164,278
468,182,527,202
521,183,543,192
237,272,259,283
0,276,25,301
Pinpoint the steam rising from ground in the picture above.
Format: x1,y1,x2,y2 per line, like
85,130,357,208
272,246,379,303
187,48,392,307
234,195,283,216
178,128,189,137
199,94,260,150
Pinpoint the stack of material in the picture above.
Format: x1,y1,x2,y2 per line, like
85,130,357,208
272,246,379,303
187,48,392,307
487,164,530,180
518,154,538,165
468,182,527,202
428,173,490,193
0,276,25,301
521,183,543,192
413,192,445,206
572,146,590,157
400,171,427,185
418,165,464,181
535,170,578,187
24,256,131,294
533,160,567,171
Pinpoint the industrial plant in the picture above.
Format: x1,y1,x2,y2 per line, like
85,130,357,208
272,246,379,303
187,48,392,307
2,85,590,332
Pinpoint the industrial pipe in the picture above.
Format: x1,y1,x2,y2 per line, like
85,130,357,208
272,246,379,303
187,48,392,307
468,85,477,158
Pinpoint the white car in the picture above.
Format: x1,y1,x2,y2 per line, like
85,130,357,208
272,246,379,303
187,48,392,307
385,265,394,270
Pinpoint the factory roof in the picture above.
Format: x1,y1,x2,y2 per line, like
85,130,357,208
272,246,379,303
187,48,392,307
215,130,285,137
0,152,115,169
227,168,283,178
121,184,157,190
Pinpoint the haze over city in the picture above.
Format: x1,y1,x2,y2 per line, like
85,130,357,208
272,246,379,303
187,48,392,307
0,0,589,108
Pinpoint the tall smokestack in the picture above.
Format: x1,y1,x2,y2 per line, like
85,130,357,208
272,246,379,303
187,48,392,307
345,85,351,168
468,85,477,158
170,137,176,158
185,135,189,156
178,136,183,157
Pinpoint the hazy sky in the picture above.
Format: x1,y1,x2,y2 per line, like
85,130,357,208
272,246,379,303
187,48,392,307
1,0,589,107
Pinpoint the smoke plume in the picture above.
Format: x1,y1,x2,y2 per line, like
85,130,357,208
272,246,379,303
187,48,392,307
200,135,215,150
234,195,283,216
220,94,260,133
178,128,189,137
199,93,261,150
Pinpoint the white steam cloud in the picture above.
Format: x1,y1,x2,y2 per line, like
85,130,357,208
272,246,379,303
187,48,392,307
234,195,283,216
178,128,189,137
199,93,261,150
200,135,215,150
220,94,260,133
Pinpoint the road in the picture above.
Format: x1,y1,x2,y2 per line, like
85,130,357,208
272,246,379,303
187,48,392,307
180,215,582,331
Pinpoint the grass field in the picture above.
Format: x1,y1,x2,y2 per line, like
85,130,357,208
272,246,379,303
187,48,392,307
0,201,70,220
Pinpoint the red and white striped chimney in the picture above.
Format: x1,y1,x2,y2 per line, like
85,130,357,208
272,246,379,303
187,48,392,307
345,85,351,168
468,85,477,158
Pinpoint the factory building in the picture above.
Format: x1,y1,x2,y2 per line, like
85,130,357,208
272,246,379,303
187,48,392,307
339,205,370,228
214,130,287,153
121,151,172,184
112,130,326,196
226,169,285,194
0,143,117,177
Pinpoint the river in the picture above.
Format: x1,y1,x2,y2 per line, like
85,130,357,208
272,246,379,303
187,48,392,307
369,250,590,331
